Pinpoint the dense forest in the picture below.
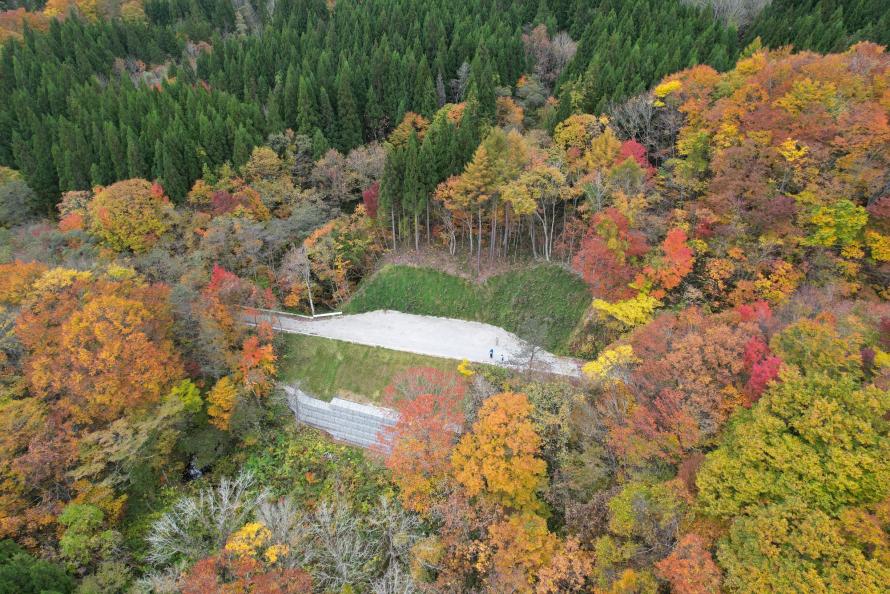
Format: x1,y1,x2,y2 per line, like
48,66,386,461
744,0,890,51
1,0,745,205
0,0,888,593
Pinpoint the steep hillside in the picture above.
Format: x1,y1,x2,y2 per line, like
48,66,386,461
346,264,590,353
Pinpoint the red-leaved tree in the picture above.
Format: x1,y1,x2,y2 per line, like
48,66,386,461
655,533,722,594
377,367,466,514
617,139,655,177
181,554,312,594
362,181,380,219
573,208,649,300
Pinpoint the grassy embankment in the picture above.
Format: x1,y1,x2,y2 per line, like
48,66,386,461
277,333,458,402
344,264,590,354
277,264,589,401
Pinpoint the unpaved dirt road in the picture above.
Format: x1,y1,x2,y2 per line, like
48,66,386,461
247,309,583,378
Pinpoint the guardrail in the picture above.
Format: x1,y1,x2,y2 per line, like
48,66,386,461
238,305,342,321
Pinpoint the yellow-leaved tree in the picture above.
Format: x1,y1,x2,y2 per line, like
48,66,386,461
207,376,239,430
451,391,546,512
87,179,173,253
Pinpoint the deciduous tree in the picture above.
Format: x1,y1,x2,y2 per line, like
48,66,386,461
207,376,239,431
18,277,182,425
654,533,722,594
697,365,888,518
87,179,173,253
573,208,649,300
379,390,464,514
716,499,890,593
451,392,546,512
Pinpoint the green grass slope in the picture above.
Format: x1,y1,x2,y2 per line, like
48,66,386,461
345,264,590,354
277,333,458,402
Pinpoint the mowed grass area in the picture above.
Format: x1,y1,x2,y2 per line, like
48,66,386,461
345,264,590,354
277,333,459,402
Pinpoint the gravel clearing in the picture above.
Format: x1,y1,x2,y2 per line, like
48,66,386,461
248,309,583,378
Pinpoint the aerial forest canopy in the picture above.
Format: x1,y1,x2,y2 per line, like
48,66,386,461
4,0,886,208
0,0,888,593
0,0,747,206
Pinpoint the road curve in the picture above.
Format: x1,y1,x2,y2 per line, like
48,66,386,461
246,309,583,378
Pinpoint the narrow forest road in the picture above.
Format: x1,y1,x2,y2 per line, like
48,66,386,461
245,309,584,378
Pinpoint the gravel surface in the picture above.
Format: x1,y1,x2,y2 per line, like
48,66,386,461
249,309,583,377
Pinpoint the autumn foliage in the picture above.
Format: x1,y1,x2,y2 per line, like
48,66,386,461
381,366,467,405
654,533,721,594
378,367,467,513
635,228,695,298
87,179,173,253
0,21,888,594
181,553,312,594
381,390,464,514
17,273,182,424
0,260,47,305
0,265,186,547
599,307,763,465
573,208,649,301
451,392,547,512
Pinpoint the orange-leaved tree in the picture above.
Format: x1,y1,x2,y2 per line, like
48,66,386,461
0,260,48,305
378,368,466,514
17,273,183,425
634,228,695,299
654,533,722,594
238,331,277,398
3,269,184,547
451,392,547,512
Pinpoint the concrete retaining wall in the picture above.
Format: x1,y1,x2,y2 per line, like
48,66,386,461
283,385,398,450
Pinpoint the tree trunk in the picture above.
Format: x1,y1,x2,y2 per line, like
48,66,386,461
390,207,397,250
305,278,315,316
529,216,538,259
477,207,483,274
414,211,419,251
489,203,497,261
468,218,473,257
547,202,556,262
535,211,550,261
514,217,522,258
503,204,510,258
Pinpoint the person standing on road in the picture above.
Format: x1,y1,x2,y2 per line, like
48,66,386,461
489,348,494,359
